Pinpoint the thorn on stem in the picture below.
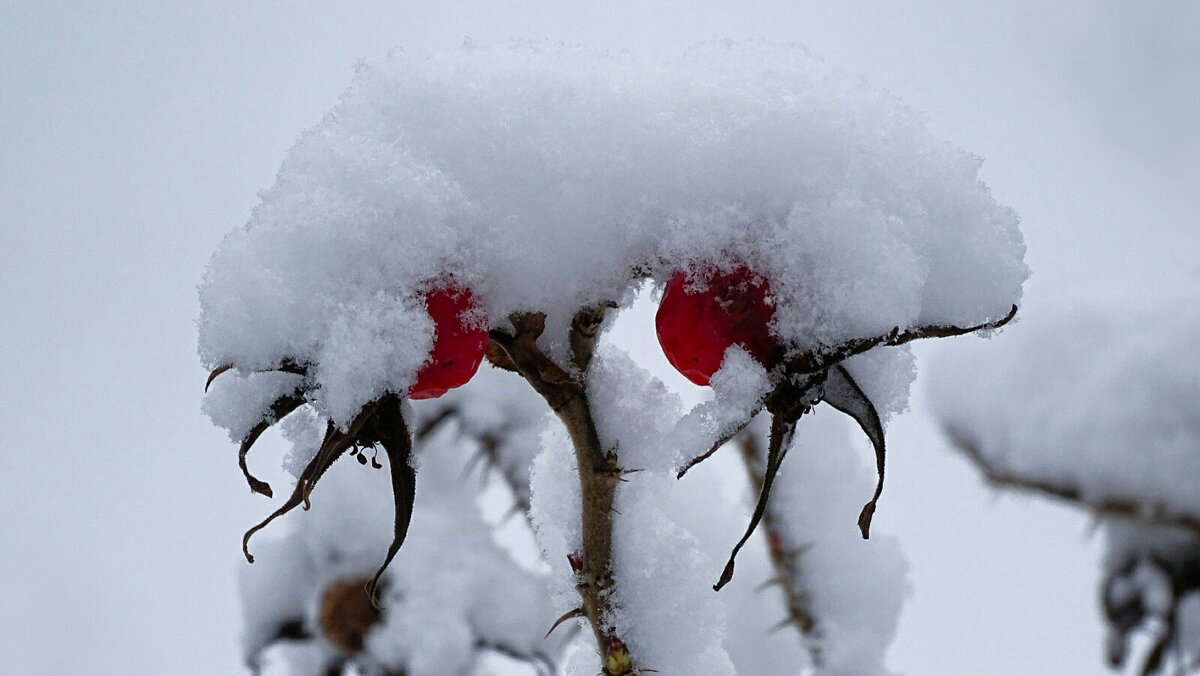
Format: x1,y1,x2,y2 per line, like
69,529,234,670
205,364,233,392
544,607,585,639
768,617,796,634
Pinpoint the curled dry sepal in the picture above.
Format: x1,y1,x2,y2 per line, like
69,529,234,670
661,267,1018,590
216,374,417,606
209,283,487,607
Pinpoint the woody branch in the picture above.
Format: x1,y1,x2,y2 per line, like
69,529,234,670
487,305,635,675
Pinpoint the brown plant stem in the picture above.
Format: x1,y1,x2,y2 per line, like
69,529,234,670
487,307,635,675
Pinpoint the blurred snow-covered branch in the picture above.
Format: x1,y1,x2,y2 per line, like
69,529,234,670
930,291,1200,674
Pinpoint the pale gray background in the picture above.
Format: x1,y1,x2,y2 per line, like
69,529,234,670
2,2,1197,674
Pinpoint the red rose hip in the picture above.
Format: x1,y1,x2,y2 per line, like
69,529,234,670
656,266,779,386
409,285,488,400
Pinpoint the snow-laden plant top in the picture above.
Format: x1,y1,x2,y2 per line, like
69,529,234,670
200,41,1027,675
199,41,1026,425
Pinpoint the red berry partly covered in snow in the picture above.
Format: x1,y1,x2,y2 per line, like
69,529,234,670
655,265,780,386
409,285,488,400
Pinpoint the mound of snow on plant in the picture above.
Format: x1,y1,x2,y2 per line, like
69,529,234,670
199,40,1026,428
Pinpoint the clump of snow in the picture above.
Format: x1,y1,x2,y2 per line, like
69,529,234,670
669,347,774,467
527,419,584,619
256,642,334,676
208,38,1030,676
929,289,1200,521
588,346,686,472
278,406,324,478
200,40,1026,433
609,469,739,676
238,526,319,666
1177,593,1200,669
588,346,739,674
842,347,917,425
311,292,433,426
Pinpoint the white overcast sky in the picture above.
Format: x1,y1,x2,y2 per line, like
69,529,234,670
2,2,1197,674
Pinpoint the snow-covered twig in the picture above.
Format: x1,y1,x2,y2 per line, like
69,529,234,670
488,307,636,675
944,424,1200,538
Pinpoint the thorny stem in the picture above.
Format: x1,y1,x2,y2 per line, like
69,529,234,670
487,306,636,675
736,426,820,663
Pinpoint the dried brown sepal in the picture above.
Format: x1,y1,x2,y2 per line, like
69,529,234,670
676,406,762,479
274,359,310,376
238,392,307,498
205,358,310,392
1141,637,1168,676
242,420,354,563
821,365,886,538
714,413,798,591
238,392,418,613
205,363,234,392
300,404,382,507
207,359,313,497
365,395,416,608
485,338,519,372
786,304,1017,375
238,421,277,497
